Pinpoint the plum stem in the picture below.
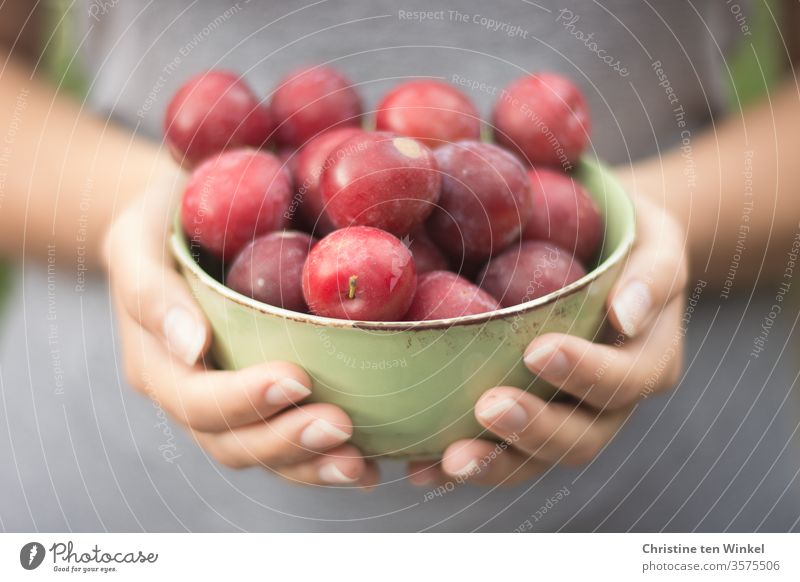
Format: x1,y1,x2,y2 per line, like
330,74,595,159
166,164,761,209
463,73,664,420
347,275,358,299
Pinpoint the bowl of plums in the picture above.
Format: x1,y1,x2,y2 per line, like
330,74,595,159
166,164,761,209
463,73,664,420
167,66,635,458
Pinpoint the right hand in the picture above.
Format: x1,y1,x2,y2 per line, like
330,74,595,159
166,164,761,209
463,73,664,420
103,169,377,488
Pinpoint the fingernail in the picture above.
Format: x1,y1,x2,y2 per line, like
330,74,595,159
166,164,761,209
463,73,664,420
319,462,358,484
476,397,528,432
300,418,350,449
452,459,480,479
612,280,653,337
265,378,311,405
524,344,570,381
163,307,206,366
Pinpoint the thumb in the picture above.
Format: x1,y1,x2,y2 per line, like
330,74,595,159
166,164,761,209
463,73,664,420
105,197,210,366
607,196,688,338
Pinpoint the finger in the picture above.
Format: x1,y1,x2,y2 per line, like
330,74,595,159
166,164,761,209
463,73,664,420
271,445,370,487
440,439,549,486
358,461,382,492
475,387,631,465
173,361,315,432
608,197,688,338
197,402,353,469
407,459,448,487
523,299,684,408
120,313,315,432
107,199,209,366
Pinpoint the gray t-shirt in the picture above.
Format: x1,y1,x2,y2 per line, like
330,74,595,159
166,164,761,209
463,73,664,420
2,0,799,532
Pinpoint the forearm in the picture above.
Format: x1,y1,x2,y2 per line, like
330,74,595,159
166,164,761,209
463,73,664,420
0,50,173,265
617,79,800,286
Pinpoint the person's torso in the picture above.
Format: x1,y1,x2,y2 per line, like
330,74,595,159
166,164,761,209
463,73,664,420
6,0,800,533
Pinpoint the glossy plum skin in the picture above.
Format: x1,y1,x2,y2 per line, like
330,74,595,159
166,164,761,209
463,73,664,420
523,168,603,264
291,127,363,236
427,140,533,263
406,229,449,274
302,227,417,321
479,241,586,308
321,132,441,236
405,271,500,321
164,70,272,169
181,150,292,260
270,66,363,149
375,80,481,148
492,73,590,169
226,231,315,312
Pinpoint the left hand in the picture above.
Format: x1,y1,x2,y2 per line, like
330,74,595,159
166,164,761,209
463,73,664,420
407,196,689,486
105,170,377,488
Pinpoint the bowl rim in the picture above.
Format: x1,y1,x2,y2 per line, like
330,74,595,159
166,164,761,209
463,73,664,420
171,157,636,331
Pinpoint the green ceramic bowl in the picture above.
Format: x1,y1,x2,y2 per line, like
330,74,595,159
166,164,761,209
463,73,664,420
171,157,635,459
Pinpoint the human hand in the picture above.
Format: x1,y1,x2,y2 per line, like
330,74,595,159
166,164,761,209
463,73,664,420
408,195,688,486
104,168,377,488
